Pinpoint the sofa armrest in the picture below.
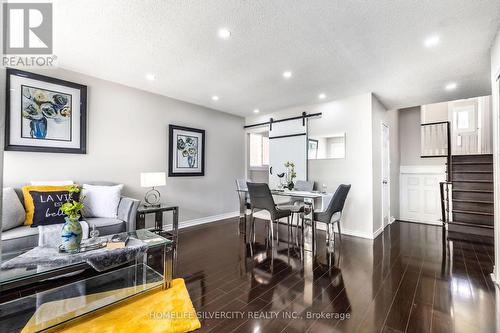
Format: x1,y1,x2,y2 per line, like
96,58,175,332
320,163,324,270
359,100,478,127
117,196,141,232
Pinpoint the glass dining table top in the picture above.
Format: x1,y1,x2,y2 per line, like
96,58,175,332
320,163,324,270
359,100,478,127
237,188,327,198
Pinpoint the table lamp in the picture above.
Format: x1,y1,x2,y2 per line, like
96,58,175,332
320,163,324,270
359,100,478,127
140,172,166,207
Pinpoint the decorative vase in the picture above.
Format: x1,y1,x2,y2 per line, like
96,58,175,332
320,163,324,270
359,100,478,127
61,217,82,253
188,155,195,168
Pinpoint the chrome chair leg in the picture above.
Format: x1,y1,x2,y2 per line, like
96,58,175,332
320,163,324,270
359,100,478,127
276,219,279,246
337,212,343,243
270,220,274,247
287,216,291,245
251,209,256,243
337,221,342,243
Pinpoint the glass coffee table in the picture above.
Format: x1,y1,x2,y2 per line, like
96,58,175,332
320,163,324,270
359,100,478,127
0,229,173,333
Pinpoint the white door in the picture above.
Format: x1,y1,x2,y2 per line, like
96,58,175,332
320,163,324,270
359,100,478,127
451,100,478,155
268,120,307,189
381,124,390,228
399,166,446,224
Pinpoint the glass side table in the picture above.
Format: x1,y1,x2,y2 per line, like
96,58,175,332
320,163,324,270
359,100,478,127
136,204,179,275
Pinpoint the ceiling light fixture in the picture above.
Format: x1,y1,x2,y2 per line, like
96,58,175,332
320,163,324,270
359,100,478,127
445,82,457,91
253,109,260,114
424,35,440,48
282,71,292,79
146,73,156,81
218,28,231,39
211,95,219,101
318,93,326,100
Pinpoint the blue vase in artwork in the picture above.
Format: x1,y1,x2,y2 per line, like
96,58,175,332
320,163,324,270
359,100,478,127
188,156,195,168
30,117,48,139
61,217,82,253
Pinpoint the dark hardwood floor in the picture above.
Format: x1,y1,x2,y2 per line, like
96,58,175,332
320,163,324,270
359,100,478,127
176,218,498,333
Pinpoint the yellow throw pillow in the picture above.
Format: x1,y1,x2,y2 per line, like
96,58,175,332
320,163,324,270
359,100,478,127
22,185,73,226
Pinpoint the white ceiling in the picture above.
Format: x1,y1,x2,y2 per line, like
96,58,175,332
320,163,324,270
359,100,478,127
53,0,500,116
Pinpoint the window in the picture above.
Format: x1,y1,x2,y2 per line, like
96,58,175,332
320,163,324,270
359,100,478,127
453,105,476,133
457,110,470,129
329,141,345,159
249,133,269,168
308,134,346,159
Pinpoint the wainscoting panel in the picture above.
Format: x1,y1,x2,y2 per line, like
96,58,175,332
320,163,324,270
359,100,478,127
399,165,446,225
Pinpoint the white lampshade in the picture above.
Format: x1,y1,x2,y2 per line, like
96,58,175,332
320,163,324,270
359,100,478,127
140,172,166,188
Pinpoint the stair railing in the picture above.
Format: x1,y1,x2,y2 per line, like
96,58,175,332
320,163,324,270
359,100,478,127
421,121,451,225
439,181,452,224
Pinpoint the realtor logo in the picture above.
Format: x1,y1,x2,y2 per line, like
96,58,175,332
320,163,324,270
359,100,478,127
3,3,53,54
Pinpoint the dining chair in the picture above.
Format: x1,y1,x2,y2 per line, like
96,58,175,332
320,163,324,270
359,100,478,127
235,179,251,212
313,184,351,245
246,182,291,246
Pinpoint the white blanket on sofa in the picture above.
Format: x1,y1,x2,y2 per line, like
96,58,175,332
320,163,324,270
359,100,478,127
38,221,89,248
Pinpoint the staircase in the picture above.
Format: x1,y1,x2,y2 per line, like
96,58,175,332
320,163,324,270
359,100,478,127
449,154,494,240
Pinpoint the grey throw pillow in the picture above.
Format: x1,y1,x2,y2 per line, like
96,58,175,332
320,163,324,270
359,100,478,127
2,188,26,231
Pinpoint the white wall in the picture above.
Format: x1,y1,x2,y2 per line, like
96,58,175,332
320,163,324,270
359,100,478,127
3,69,245,223
371,95,386,235
421,102,448,123
386,109,400,221
491,28,500,282
399,107,447,166
246,93,379,239
371,97,399,234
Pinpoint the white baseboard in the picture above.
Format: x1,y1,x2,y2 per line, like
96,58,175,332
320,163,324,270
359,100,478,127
399,217,442,226
373,226,384,238
202,212,378,240
179,211,239,229
314,222,376,240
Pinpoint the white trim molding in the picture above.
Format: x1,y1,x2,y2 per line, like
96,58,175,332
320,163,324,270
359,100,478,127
315,221,379,240
218,211,382,240
179,211,239,229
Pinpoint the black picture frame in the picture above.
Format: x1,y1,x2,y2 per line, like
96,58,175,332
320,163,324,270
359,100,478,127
169,124,205,177
5,68,87,154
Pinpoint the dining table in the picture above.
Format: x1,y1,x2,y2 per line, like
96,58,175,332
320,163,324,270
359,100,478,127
236,188,334,253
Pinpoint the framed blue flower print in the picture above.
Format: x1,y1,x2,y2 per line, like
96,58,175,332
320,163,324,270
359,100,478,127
5,68,87,154
169,125,205,177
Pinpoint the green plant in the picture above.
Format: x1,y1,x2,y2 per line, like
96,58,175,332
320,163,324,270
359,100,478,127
60,185,85,220
284,161,297,183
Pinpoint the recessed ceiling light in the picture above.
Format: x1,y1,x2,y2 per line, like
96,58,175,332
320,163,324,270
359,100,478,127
424,35,440,48
218,28,231,39
318,93,326,100
253,109,260,114
283,71,292,79
445,82,457,91
146,73,156,81
211,95,219,101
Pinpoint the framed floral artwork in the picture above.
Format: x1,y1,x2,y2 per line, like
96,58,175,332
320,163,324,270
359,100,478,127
5,68,87,154
169,125,205,177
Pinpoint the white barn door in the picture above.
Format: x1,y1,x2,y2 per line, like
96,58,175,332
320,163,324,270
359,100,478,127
268,120,307,189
